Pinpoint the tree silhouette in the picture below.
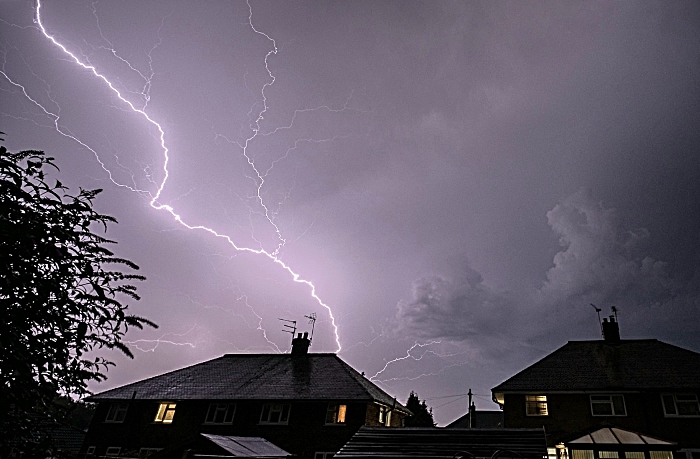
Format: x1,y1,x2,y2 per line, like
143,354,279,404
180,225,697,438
404,391,435,427
0,137,156,456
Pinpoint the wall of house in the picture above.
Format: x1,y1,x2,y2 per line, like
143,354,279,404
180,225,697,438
83,399,396,458
502,392,700,448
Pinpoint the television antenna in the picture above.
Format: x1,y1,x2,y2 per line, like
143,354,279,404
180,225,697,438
304,313,317,342
590,304,603,338
278,318,297,336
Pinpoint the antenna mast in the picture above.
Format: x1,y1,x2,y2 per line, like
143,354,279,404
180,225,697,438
304,313,317,342
590,304,603,338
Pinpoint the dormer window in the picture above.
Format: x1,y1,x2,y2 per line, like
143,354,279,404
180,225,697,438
525,395,548,416
154,402,177,424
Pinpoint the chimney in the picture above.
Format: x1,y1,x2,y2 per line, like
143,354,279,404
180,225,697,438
602,316,620,343
291,332,310,356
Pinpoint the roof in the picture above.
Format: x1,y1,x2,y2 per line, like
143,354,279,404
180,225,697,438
335,427,547,459
87,353,407,410
201,434,290,457
566,427,676,448
492,339,700,393
446,411,504,429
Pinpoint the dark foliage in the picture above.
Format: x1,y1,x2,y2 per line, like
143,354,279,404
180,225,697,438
404,391,435,427
0,136,156,457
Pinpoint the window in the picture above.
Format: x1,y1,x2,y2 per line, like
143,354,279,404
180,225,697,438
526,395,548,416
139,448,162,458
205,403,236,424
590,395,626,416
105,447,121,456
260,403,290,424
325,404,347,424
570,451,593,459
378,407,392,426
154,402,177,423
85,446,96,458
598,452,618,459
662,394,700,416
625,453,644,459
105,403,128,422
649,453,673,459
314,453,334,459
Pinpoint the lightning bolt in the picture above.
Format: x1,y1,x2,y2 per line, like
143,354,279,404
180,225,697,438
7,0,343,351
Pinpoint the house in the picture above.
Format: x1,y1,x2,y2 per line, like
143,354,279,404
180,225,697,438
491,316,700,459
82,333,410,459
334,426,548,459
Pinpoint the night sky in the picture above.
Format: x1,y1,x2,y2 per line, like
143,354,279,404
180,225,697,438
2,0,699,425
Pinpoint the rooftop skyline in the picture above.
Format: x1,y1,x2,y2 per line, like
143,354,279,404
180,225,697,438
2,0,699,425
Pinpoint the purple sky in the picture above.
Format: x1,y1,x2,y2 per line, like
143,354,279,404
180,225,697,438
2,0,699,425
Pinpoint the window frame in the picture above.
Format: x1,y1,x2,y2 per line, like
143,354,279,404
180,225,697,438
105,402,128,423
154,402,177,424
259,403,291,425
325,403,347,425
204,403,237,424
525,395,548,416
105,447,122,457
661,393,700,417
590,394,627,416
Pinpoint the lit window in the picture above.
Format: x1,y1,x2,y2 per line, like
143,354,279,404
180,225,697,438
260,403,291,424
378,406,392,426
649,452,673,459
590,395,626,416
625,453,644,459
154,402,177,423
105,403,128,422
662,394,700,416
325,404,347,424
105,447,121,456
570,450,593,459
205,403,236,424
599,452,618,459
526,395,548,416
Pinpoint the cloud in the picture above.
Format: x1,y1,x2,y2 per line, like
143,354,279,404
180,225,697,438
395,188,698,343
394,263,514,341
540,188,674,309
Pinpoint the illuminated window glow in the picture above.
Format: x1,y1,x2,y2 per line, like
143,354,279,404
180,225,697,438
525,395,548,416
325,404,347,424
154,402,177,424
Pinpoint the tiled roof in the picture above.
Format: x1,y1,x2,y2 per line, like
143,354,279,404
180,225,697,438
87,353,407,410
335,427,547,459
492,339,700,392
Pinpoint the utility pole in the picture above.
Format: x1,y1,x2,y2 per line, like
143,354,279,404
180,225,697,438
467,388,473,428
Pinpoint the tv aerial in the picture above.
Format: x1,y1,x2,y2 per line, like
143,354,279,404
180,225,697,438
304,313,317,342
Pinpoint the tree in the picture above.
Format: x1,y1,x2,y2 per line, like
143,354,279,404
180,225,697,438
404,391,435,427
0,136,156,456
